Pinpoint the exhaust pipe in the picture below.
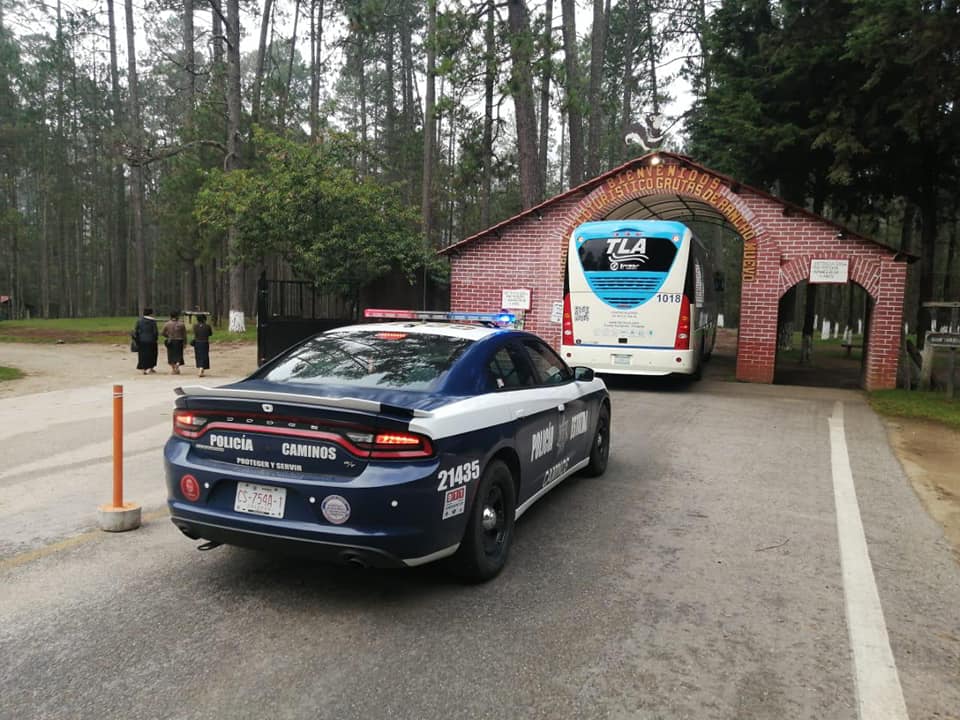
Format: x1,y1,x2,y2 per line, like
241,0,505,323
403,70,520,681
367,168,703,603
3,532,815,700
197,541,222,551
342,552,369,569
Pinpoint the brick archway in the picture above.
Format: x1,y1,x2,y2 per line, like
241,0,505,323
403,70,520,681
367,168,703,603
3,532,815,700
441,152,910,390
777,254,904,389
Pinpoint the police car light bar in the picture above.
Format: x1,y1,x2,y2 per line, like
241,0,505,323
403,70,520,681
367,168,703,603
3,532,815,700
363,308,516,325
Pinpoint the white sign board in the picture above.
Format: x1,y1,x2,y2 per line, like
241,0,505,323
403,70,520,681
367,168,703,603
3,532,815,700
809,259,849,284
550,301,563,323
501,288,532,310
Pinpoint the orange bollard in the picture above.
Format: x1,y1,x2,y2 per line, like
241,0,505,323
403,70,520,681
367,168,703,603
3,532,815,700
113,384,123,507
98,383,141,532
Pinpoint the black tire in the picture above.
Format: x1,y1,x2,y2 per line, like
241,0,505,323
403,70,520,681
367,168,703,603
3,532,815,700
453,460,516,582
690,341,704,381
704,327,717,361
583,404,611,477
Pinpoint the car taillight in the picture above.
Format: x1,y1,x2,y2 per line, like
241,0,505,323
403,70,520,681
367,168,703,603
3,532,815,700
562,293,574,345
345,430,433,459
173,410,208,439
674,295,691,350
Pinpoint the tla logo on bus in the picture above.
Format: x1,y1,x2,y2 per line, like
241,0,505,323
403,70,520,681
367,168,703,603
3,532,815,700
606,237,648,270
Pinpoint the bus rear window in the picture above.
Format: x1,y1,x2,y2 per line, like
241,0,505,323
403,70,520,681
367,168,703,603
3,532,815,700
578,236,679,273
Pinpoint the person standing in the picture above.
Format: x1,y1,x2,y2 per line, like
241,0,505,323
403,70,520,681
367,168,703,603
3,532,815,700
191,314,213,377
133,308,159,374
161,311,187,374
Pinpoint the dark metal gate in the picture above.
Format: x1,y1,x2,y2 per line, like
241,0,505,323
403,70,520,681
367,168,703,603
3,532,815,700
256,273,352,365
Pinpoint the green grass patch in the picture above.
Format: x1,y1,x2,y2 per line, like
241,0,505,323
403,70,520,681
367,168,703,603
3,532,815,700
0,317,256,345
869,389,960,431
0,366,24,382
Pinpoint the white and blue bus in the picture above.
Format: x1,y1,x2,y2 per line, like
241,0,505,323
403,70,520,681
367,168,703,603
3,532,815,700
561,220,718,378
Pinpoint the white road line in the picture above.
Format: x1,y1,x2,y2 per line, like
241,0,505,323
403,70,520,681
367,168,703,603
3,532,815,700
829,401,909,720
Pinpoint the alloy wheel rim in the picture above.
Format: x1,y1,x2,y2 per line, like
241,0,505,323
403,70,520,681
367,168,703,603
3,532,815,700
481,484,506,556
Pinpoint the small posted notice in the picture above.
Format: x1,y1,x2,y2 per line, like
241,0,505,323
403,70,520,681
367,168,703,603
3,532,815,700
809,259,849,284
550,301,563,323
501,288,532,310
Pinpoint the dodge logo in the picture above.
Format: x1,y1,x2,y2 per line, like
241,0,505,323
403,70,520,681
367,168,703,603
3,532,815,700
261,403,274,413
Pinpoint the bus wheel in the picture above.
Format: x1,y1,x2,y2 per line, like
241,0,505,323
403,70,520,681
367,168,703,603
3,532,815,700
452,460,516,582
584,405,611,477
691,345,704,381
704,327,717,361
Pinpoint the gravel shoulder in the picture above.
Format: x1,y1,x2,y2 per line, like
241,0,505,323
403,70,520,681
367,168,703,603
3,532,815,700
2,341,958,561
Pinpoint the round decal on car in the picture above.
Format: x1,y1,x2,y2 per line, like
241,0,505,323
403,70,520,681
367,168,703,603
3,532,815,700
180,474,200,502
321,495,351,525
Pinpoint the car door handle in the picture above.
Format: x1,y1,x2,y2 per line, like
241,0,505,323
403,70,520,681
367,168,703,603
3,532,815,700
557,403,565,412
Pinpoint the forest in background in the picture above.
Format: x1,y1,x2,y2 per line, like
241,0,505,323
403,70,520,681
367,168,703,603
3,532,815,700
0,0,957,335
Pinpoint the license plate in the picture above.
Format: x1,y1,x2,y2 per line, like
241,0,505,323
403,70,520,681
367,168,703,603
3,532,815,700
612,354,631,366
234,482,287,518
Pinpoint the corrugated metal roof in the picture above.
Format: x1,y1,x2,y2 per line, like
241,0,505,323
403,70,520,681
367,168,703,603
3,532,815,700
602,193,730,226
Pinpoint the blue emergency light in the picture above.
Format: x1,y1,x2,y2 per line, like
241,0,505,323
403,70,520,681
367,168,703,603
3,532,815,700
364,308,516,327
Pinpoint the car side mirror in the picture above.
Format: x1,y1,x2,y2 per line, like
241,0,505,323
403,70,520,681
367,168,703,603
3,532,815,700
573,366,594,382
713,271,726,292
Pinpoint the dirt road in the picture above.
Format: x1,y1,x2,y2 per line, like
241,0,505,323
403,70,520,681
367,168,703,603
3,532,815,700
2,340,958,561
0,341,258,398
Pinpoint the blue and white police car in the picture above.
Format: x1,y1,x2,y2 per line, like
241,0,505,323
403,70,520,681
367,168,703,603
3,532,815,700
164,310,611,581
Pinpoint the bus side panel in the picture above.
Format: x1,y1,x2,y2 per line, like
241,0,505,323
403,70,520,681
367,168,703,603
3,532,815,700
688,239,718,359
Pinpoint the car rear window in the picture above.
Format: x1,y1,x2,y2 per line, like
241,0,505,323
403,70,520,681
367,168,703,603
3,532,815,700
259,331,474,390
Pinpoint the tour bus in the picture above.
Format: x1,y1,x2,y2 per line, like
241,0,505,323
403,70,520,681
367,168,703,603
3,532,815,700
561,219,718,378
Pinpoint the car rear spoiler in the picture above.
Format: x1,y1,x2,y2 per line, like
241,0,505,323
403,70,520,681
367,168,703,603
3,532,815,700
174,385,435,418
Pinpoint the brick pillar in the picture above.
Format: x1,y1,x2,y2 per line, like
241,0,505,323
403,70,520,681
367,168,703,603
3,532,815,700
864,259,906,390
736,239,780,383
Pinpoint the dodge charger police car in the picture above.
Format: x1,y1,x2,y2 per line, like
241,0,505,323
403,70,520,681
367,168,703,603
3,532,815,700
164,310,611,581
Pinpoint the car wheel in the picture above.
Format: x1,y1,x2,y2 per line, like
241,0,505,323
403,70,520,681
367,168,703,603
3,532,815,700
453,459,516,582
583,405,610,477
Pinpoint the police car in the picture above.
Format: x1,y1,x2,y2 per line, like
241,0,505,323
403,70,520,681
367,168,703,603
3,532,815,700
164,310,611,581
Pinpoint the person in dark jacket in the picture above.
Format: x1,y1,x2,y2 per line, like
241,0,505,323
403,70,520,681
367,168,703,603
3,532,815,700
133,308,159,374
161,311,187,374
191,314,213,377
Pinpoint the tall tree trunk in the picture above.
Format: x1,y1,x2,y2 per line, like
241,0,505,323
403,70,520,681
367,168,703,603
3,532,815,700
182,0,197,310
383,26,396,175
309,0,324,139
357,36,368,175
480,0,494,227
182,0,195,134
40,175,50,318
619,0,638,154
400,11,415,125
586,0,607,177
251,0,275,128
916,183,938,347
507,0,541,208
225,0,246,331
422,0,437,245
561,0,584,187
645,0,659,115
124,0,148,312
538,0,553,192
278,0,300,127
55,0,68,316
943,213,957,300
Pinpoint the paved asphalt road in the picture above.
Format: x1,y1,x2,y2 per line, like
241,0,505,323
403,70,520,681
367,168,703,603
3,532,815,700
0,374,957,720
